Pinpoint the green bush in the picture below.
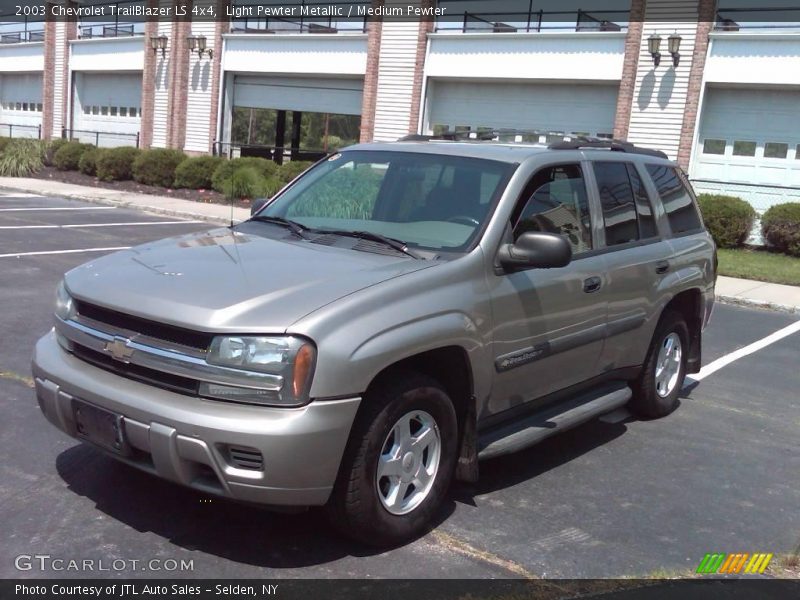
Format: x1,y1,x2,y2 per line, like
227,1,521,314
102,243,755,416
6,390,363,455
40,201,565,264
223,166,264,200
0,136,13,154
95,146,140,181
697,194,756,249
276,160,313,185
53,141,92,171
0,139,45,177
211,157,278,193
132,148,186,188
173,155,224,189
44,137,69,167
78,146,100,176
761,203,800,257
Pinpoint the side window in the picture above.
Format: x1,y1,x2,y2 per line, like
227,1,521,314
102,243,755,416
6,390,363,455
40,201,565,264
626,163,658,239
593,162,639,246
513,164,592,254
646,165,703,235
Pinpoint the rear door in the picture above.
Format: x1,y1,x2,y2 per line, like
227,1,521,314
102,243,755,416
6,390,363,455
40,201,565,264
485,161,609,419
591,159,673,371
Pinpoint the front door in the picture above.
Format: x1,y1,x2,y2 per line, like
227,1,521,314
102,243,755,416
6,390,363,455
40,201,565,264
485,162,608,420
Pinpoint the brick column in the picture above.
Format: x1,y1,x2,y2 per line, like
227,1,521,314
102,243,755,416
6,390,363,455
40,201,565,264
208,0,230,153
167,1,193,149
407,1,434,134
613,0,645,140
139,2,159,149
677,0,716,169
42,8,56,140
359,2,384,143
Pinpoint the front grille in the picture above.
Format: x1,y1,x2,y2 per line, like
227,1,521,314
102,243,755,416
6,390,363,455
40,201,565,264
227,446,264,471
75,300,213,351
72,344,198,396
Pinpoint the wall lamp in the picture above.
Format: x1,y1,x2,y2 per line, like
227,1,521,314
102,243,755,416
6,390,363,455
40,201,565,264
187,35,213,59
150,35,168,57
649,32,682,68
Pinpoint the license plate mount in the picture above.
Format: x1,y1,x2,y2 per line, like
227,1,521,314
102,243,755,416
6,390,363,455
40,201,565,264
72,399,131,456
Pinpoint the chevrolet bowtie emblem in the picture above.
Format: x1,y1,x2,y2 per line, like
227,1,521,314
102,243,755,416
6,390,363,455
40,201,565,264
104,337,135,363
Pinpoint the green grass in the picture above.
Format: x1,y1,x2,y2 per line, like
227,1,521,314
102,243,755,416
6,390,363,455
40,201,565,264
718,248,800,287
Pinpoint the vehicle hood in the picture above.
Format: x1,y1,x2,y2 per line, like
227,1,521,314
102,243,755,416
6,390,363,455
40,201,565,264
64,228,436,333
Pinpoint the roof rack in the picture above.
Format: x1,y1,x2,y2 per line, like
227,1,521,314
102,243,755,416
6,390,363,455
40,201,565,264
549,136,669,159
398,129,549,143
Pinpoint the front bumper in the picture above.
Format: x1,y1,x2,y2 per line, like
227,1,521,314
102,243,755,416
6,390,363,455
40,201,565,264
32,331,360,506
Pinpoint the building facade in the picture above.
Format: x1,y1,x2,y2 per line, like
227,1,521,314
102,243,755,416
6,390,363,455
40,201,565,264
0,0,798,218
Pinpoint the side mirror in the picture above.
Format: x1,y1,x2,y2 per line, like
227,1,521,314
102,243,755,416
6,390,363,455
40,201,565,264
250,197,270,216
498,232,572,271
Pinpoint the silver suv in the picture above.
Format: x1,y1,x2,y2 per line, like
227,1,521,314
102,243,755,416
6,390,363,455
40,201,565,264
32,137,716,546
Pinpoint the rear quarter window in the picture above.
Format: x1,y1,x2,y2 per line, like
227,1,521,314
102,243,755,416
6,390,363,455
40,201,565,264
645,165,703,236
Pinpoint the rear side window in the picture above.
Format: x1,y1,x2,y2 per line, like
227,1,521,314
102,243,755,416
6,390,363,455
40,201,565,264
513,164,593,254
593,162,640,246
626,164,658,239
646,165,703,235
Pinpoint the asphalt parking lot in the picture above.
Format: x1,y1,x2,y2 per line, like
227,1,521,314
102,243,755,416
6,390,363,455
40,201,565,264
0,191,798,579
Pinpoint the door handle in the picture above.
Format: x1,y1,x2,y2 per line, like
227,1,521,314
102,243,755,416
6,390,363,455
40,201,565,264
655,260,670,275
583,276,602,294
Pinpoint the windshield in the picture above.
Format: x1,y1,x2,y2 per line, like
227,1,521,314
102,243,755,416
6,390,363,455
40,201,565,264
259,151,516,253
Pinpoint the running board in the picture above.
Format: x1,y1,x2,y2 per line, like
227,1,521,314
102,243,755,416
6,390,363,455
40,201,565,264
477,384,632,460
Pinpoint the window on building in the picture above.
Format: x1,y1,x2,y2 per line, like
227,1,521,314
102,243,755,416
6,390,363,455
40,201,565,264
593,162,640,246
627,163,658,239
15,102,21,110
703,139,726,155
646,165,702,235
764,142,789,159
37,103,42,112
796,145,800,160
22,102,28,111
110,106,118,116
101,106,108,116
91,106,99,115
119,107,127,117
83,106,90,115
733,141,757,157
596,133,614,140
513,163,593,254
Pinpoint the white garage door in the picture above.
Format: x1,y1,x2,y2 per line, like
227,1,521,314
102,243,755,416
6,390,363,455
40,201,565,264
233,75,363,115
424,80,619,140
692,87,800,212
72,72,142,147
0,73,43,137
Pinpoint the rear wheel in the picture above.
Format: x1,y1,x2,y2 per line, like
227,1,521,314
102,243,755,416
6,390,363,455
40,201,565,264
629,310,689,418
326,372,457,546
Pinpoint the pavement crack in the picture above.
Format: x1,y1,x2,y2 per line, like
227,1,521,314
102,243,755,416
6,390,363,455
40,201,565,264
0,368,34,388
431,530,548,582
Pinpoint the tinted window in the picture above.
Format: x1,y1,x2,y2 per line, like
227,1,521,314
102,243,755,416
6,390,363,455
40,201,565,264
627,164,658,239
646,165,703,235
593,162,639,246
514,164,592,254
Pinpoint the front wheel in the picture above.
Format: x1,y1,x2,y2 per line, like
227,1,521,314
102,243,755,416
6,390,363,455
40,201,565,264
326,372,458,546
629,310,689,419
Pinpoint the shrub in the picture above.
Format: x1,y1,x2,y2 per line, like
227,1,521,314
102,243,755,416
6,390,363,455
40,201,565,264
95,146,140,181
211,157,278,193
223,166,264,200
53,141,92,171
276,160,313,185
132,148,186,188
761,202,800,257
0,139,45,177
697,194,756,249
173,155,224,189
78,146,100,176
0,136,13,154
44,137,69,166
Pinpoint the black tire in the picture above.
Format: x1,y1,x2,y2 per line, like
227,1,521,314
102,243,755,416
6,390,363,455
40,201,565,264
326,371,458,547
629,310,689,419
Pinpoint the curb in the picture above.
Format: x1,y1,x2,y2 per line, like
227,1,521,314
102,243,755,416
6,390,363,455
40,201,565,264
0,183,245,226
716,294,798,315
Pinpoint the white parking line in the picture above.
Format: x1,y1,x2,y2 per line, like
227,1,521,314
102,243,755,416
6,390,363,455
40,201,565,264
0,247,130,258
0,221,204,230
686,319,800,385
0,207,116,212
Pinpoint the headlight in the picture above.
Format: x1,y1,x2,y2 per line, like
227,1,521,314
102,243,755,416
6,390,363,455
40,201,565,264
204,336,316,406
55,280,76,321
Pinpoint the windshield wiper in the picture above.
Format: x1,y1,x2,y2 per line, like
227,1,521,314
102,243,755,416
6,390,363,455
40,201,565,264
250,215,311,240
320,230,423,260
